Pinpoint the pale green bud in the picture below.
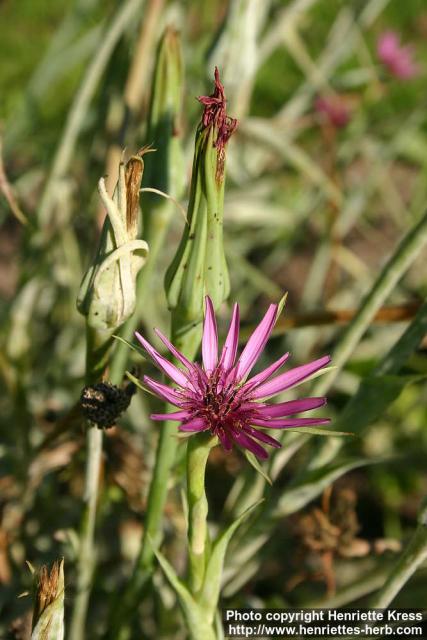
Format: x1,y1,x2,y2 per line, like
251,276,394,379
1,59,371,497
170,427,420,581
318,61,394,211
143,26,185,247
77,152,149,332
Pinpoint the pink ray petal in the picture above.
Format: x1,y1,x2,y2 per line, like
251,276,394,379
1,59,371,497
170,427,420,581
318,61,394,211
255,397,327,418
178,418,208,432
220,303,240,370
193,362,209,387
151,410,192,421
154,328,196,372
143,375,184,406
136,332,189,388
202,296,218,373
242,425,281,448
243,352,290,392
252,355,331,399
234,304,278,381
232,429,268,459
251,417,331,429
217,428,233,451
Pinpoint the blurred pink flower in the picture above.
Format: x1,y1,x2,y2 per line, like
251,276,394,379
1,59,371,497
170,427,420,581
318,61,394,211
314,95,351,129
136,297,331,459
377,31,419,79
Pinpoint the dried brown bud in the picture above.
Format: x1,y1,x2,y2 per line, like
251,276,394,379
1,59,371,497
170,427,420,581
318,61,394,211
125,147,154,233
31,559,64,639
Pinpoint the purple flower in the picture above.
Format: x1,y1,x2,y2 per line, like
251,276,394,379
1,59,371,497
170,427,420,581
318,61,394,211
136,298,331,460
377,31,419,79
314,95,351,129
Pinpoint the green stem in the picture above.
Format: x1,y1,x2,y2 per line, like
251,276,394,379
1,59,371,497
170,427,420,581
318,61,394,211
69,327,113,640
370,501,427,607
107,325,201,639
138,326,201,567
186,433,216,594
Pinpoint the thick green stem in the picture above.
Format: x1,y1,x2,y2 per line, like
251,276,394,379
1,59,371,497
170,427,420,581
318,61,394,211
186,433,216,594
69,327,113,640
107,325,201,639
138,326,201,568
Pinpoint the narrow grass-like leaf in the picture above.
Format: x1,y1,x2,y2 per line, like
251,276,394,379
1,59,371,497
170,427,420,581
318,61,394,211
285,427,353,437
276,291,288,320
244,451,272,485
199,500,263,623
308,300,427,469
313,208,427,396
113,334,148,359
125,371,156,397
371,498,427,607
275,457,374,517
334,374,427,434
151,542,216,640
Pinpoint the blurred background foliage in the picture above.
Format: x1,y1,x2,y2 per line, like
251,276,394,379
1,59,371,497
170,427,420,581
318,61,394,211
1,0,427,637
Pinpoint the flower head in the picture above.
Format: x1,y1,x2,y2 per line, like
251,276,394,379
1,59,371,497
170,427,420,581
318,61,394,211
136,298,331,459
314,95,351,129
377,31,419,79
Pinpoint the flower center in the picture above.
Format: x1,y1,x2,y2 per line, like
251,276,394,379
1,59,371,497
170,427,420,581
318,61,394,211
196,369,248,434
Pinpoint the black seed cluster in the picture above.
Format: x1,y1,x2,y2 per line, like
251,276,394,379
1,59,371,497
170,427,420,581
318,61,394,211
80,381,136,429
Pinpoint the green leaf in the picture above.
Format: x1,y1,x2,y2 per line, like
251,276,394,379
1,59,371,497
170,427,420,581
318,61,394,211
276,291,288,320
198,500,263,624
307,300,427,469
124,370,156,397
275,458,375,517
113,334,148,360
334,374,427,435
284,427,353,437
244,451,272,485
376,299,427,375
149,539,216,640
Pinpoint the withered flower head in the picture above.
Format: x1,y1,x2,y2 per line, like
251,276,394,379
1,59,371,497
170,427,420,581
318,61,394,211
80,381,136,429
197,67,238,180
77,149,150,332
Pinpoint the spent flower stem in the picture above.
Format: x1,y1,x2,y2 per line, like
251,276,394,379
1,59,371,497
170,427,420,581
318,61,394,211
69,328,112,640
